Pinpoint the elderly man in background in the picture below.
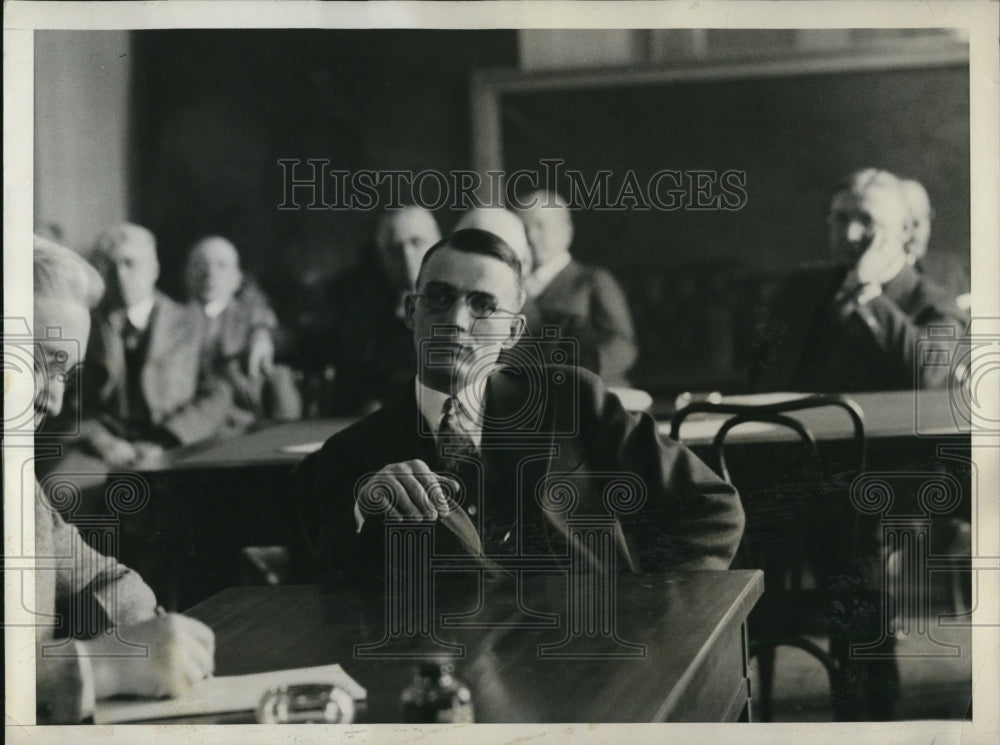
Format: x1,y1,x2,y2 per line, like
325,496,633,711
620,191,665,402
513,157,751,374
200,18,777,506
898,178,970,312
515,190,638,386
304,205,442,415
31,237,214,723
899,178,933,269
786,169,967,392
185,235,301,424
41,224,231,485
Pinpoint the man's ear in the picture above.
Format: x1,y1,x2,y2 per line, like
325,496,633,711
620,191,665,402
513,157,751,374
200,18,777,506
404,293,416,330
502,314,526,349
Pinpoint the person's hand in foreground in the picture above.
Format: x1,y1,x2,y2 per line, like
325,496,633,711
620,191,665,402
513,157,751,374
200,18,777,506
81,614,215,700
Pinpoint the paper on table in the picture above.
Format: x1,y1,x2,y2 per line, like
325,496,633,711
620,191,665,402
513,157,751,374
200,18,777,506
94,664,366,724
716,391,812,406
279,441,324,455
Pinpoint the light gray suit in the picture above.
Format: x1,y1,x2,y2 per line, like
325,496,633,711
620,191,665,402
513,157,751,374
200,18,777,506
80,291,232,446
34,481,157,723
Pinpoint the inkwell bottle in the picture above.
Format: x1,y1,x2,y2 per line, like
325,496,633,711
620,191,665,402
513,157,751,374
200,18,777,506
400,660,474,723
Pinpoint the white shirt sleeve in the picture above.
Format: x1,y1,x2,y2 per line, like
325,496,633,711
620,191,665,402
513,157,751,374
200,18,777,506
75,641,96,718
353,500,365,534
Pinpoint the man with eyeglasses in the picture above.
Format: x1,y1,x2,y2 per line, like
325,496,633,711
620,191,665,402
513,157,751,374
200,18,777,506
295,228,744,588
751,169,966,392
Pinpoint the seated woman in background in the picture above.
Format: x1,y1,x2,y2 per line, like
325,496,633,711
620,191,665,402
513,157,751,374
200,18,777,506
184,235,301,425
32,237,214,723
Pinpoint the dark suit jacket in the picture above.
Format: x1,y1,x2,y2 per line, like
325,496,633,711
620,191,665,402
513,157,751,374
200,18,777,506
200,280,278,365
750,264,968,392
196,281,301,422
296,365,744,587
34,481,157,723
305,262,416,415
521,260,638,386
79,291,232,447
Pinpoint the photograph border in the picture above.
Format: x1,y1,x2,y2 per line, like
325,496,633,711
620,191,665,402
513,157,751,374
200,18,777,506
4,3,998,745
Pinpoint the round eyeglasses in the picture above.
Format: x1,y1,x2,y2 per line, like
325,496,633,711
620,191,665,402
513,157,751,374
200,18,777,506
412,281,517,319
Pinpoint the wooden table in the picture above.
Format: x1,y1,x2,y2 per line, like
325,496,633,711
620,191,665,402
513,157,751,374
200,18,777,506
119,389,968,610
148,390,967,470
182,570,764,723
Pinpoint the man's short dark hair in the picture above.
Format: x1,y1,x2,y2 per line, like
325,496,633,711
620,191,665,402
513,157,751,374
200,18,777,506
416,228,523,287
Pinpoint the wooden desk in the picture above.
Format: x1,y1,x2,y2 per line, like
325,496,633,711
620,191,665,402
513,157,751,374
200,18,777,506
119,389,968,609
142,418,357,471
183,570,764,723
148,390,967,470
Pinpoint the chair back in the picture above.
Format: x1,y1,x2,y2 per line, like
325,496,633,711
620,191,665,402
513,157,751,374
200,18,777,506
670,394,866,589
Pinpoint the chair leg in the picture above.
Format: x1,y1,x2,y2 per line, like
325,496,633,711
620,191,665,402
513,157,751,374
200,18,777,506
829,634,898,720
753,643,776,722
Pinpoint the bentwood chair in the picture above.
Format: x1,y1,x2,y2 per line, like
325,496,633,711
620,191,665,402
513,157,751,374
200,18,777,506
669,394,895,721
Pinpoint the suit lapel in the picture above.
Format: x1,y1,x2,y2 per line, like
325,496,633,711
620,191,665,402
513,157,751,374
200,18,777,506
96,310,127,401
481,367,640,573
535,259,581,307
144,293,177,364
140,293,191,413
481,369,560,556
394,382,439,466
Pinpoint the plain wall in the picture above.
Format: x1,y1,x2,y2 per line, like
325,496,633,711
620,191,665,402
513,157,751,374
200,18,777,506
128,29,520,313
34,31,131,252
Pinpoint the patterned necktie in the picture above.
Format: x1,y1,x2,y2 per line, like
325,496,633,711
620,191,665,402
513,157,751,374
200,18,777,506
437,396,479,473
437,396,483,556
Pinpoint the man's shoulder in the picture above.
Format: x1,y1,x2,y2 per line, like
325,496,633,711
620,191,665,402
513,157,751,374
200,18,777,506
154,291,203,330
560,260,625,294
909,271,968,326
313,389,414,458
538,260,596,303
492,360,598,384
489,363,605,409
153,290,185,314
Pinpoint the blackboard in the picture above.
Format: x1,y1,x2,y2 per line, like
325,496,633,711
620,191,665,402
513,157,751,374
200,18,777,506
498,60,970,297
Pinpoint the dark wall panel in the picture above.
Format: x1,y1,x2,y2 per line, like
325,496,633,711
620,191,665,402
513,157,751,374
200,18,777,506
130,29,519,316
501,63,970,296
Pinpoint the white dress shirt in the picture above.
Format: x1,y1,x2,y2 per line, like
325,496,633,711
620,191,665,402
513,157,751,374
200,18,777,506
125,295,156,332
202,298,231,319
414,377,486,448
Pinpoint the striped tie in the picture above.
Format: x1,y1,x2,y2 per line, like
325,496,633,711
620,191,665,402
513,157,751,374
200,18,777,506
437,396,478,473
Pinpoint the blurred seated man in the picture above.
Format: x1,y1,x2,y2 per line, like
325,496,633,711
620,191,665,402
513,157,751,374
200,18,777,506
899,178,933,270
185,235,301,425
295,229,744,590
32,237,214,723
750,169,967,392
900,178,970,312
41,224,232,489
515,190,638,386
305,205,441,415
